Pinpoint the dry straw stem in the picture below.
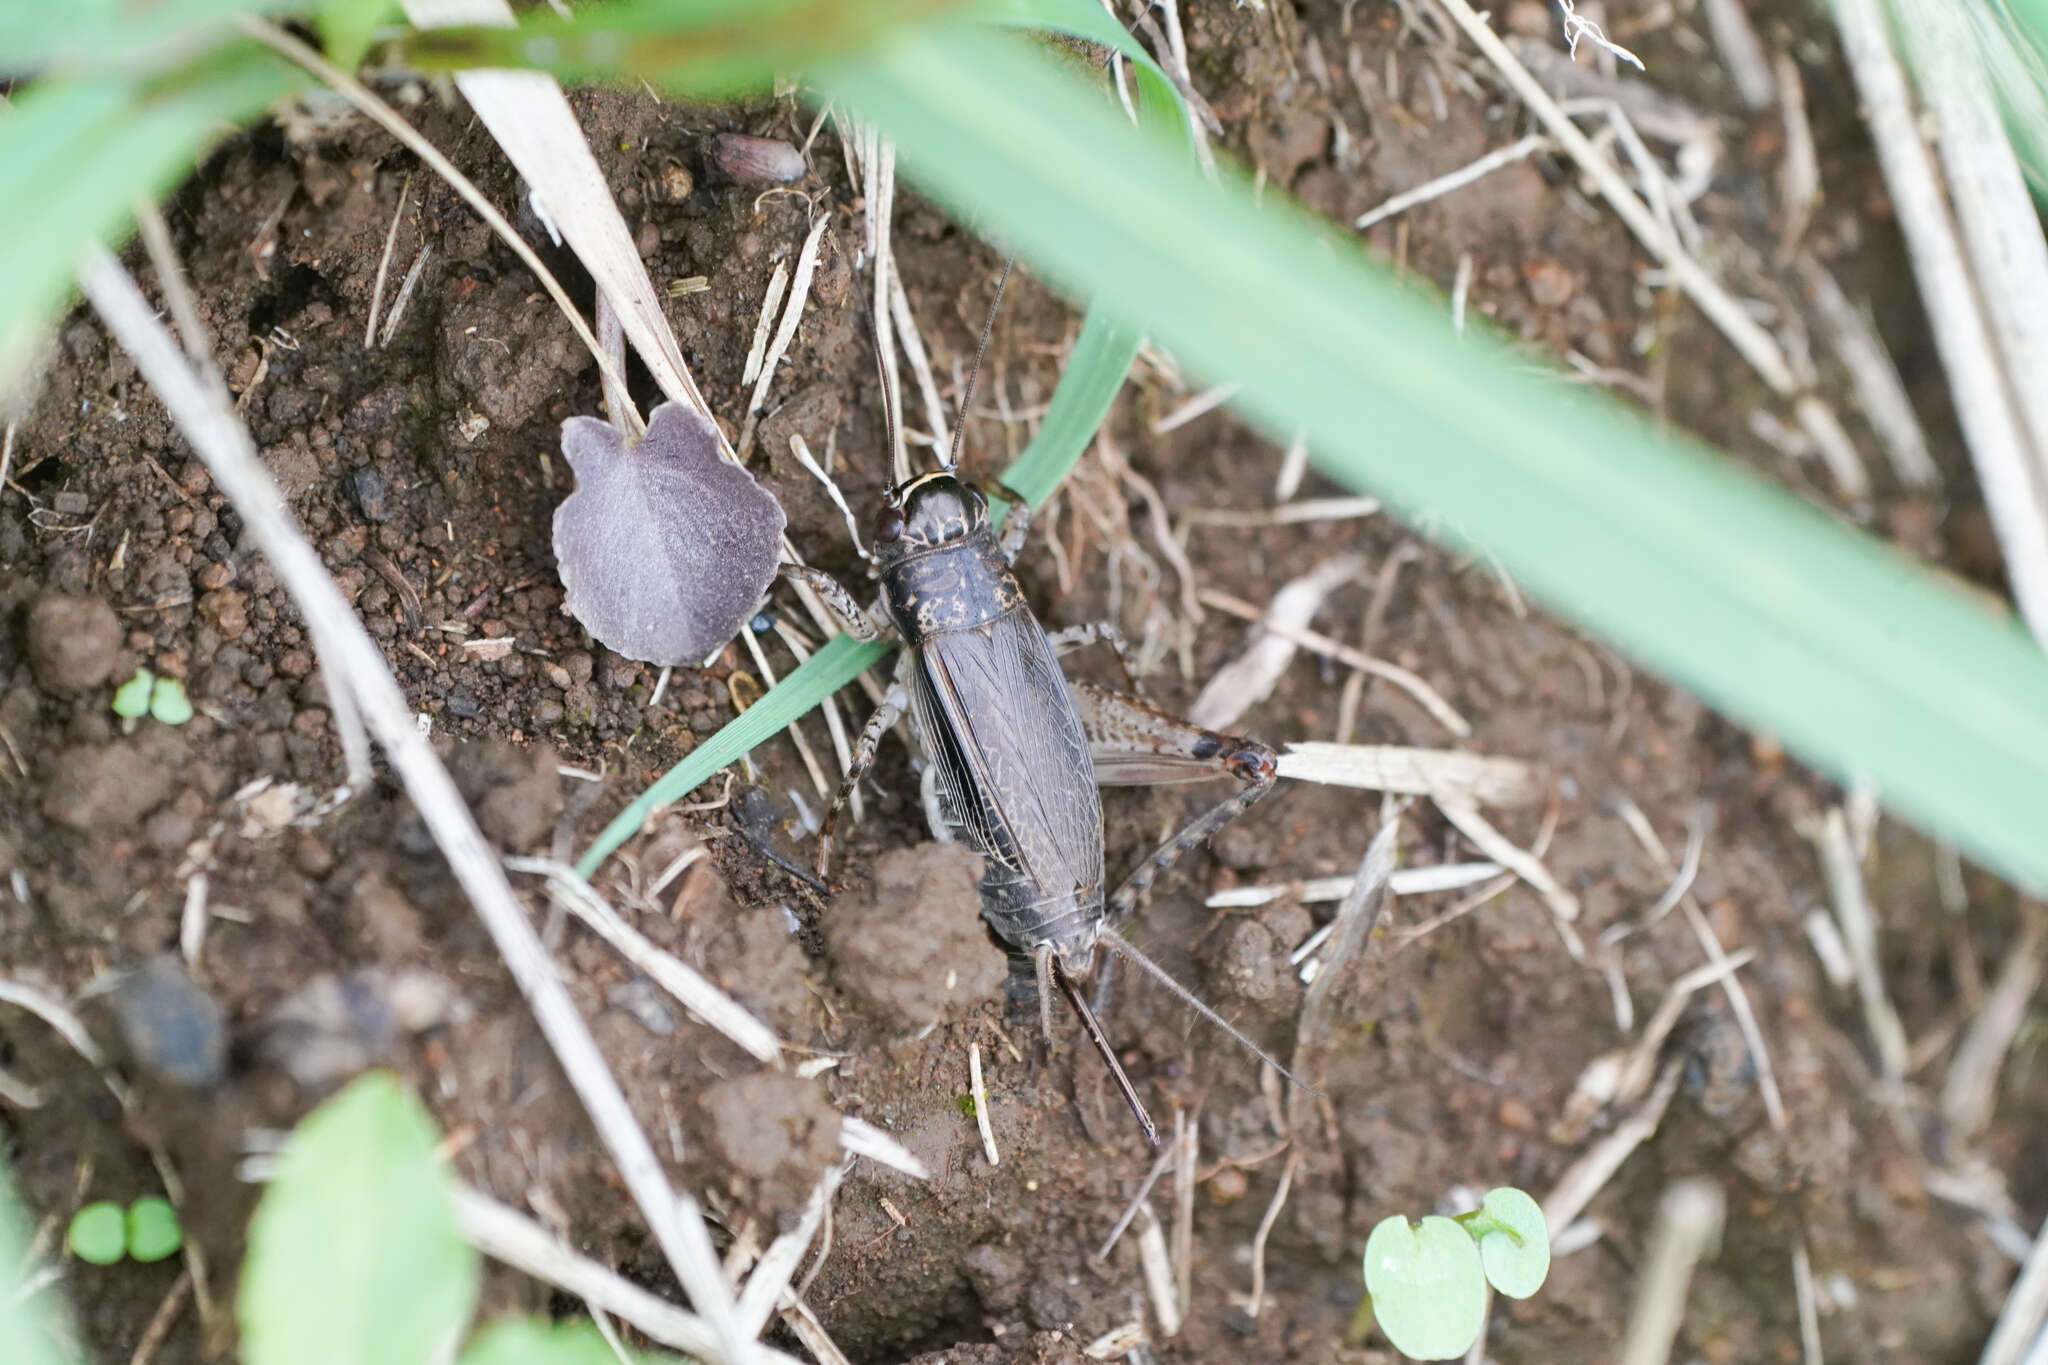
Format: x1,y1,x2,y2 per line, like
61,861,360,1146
1981,1209,2048,1365
1900,0,2048,471
1353,133,1553,231
1542,1057,1683,1235
1437,796,1581,928
76,248,757,1365
503,856,784,1065
1277,742,1542,807
1939,905,2047,1140
1832,0,2048,643
1806,807,1910,1082
397,0,727,444
1196,586,1470,736
238,17,644,438
1616,1179,1726,1365
739,214,833,457
1793,254,1939,490
452,1186,805,1365
1135,1204,1182,1338
1190,556,1360,729
1290,816,1399,1130
1209,860,1501,911
732,1163,844,1338
1430,0,1800,398
968,1042,999,1167
1243,1148,1299,1319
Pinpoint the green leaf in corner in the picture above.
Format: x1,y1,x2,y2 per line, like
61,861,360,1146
239,1072,478,1365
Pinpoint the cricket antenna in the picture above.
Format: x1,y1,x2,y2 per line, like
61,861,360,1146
1050,952,1159,1146
943,256,1015,473
1098,926,1323,1097
859,293,906,487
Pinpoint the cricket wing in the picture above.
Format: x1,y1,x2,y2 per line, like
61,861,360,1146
910,611,1104,897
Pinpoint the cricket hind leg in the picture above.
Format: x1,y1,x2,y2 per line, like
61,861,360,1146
1070,680,1279,919
779,564,892,642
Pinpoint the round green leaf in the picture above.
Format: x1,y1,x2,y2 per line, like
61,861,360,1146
238,1072,477,1365
111,669,154,719
148,678,193,726
1475,1187,1550,1299
125,1196,182,1263
1363,1214,1487,1361
67,1201,126,1265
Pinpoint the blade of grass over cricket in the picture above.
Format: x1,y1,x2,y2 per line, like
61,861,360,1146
816,25,2048,893
576,2,1189,876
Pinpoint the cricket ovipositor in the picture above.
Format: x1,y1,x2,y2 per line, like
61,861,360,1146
790,265,1309,1145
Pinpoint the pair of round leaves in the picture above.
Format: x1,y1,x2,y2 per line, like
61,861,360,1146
553,402,786,667
111,668,194,725
1362,1187,1550,1361
66,1196,182,1266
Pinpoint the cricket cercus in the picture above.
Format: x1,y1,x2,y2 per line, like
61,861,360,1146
789,267,1310,1145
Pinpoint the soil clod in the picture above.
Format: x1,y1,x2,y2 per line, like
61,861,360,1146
824,843,1007,1033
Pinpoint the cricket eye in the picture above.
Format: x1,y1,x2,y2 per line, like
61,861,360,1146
877,509,905,542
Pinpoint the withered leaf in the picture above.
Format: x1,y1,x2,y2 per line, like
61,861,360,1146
552,401,785,666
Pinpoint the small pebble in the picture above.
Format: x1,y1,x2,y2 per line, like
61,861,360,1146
105,955,227,1089
446,689,480,719
347,467,389,522
656,158,694,202
26,593,122,691
707,133,806,185
607,976,677,1036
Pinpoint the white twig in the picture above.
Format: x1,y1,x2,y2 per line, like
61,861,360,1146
1354,134,1552,230
1196,586,1470,737
1791,1238,1824,1365
788,435,867,561
1940,908,2046,1140
504,857,784,1066
1558,0,1642,69
887,266,950,458
78,247,755,1365
1981,1209,2048,1365
1151,381,1241,435
733,1164,843,1338
1190,558,1362,730
179,873,209,970
1244,1148,1299,1319
1094,1145,1177,1263
1793,255,1938,489
452,1186,802,1365
1434,0,1800,396
1182,495,1381,528
839,1117,929,1179
1699,0,1773,110
1902,0,2048,478
1438,797,1580,926
1617,1180,1726,1365
1135,1205,1182,1338
740,262,791,388
1273,429,1309,501
1832,0,2048,643
739,214,832,458
397,0,723,442
1807,808,1909,1082
1542,1059,1682,1234
364,173,413,350
1211,861,1502,912
968,1043,999,1167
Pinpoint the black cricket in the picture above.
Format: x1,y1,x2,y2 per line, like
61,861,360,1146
789,268,1302,1145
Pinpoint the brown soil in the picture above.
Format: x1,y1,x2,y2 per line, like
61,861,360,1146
3,4,2042,1364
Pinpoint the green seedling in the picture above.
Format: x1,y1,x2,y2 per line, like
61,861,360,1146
1360,1186,1551,1361
148,677,194,726
126,1196,184,1263
65,1195,185,1265
110,669,194,728
111,668,154,720
66,1201,127,1266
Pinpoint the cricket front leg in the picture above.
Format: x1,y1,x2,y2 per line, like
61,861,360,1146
815,666,910,883
1071,680,1278,919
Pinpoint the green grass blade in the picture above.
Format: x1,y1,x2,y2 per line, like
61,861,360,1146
574,5,1193,876
577,635,891,875
822,25,2048,892
0,49,300,388
0,0,319,75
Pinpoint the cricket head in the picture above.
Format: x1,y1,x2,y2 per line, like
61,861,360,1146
873,472,989,561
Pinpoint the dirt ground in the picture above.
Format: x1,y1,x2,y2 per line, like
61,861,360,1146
3,2,2043,1362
